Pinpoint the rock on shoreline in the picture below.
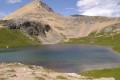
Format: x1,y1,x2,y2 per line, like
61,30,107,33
0,63,115,80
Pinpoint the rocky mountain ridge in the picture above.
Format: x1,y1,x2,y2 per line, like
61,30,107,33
3,0,120,44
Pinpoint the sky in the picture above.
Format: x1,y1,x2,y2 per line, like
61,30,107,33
0,0,120,18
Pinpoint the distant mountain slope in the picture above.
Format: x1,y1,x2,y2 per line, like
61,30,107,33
3,0,120,44
65,22,120,52
98,23,120,35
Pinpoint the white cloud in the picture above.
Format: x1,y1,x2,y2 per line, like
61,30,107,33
7,0,22,4
77,0,120,17
0,12,7,18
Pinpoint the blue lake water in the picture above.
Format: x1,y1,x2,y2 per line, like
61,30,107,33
0,45,120,72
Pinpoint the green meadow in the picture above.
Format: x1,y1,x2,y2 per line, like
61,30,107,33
0,28,39,48
79,68,120,80
65,32,120,53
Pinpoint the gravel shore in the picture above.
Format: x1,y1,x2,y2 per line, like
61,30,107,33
0,63,115,80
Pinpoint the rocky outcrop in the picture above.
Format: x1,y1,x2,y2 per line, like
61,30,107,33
91,22,120,37
100,23,120,34
38,0,54,12
0,20,8,27
5,19,51,37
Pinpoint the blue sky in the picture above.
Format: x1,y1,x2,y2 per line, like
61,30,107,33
42,0,79,15
0,0,120,18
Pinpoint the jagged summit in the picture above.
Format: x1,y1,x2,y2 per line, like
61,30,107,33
33,0,54,12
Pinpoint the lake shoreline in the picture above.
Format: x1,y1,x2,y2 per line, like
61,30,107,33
0,62,115,80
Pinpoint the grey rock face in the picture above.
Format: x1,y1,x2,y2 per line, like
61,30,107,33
38,0,54,12
5,19,51,36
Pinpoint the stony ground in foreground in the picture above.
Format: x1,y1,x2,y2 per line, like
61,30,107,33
0,63,115,80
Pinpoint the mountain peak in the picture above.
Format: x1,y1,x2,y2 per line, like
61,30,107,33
32,0,54,12
4,0,54,20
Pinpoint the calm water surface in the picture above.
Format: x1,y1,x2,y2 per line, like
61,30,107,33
0,45,120,72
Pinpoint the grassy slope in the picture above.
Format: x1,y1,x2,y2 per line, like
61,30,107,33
64,32,120,80
0,28,39,48
79,68,120,80
65,33,120,52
